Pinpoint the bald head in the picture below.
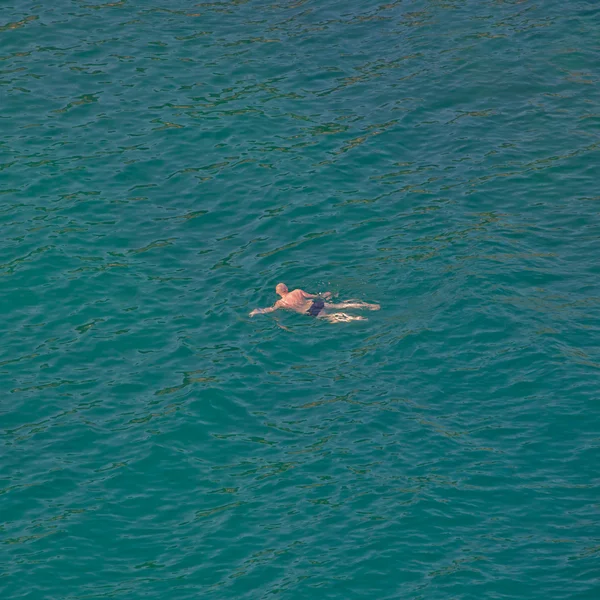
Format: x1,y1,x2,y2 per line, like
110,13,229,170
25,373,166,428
276,283,288,296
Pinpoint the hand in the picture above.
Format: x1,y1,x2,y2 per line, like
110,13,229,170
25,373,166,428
249,309,258,317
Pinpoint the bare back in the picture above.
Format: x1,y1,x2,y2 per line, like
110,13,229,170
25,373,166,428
277,289,314,314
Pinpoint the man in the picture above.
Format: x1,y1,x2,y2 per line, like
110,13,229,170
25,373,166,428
249,283,380,323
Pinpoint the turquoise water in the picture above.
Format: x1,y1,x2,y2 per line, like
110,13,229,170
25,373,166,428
2,0,599,598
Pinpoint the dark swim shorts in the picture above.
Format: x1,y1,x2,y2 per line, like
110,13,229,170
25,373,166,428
307,299,325,317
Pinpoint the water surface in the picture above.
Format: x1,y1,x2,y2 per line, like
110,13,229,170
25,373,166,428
2,1,599,598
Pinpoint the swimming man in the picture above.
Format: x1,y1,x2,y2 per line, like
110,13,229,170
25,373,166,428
249,283,380,323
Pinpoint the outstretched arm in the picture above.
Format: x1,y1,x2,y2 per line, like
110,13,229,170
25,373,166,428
249,303,280,317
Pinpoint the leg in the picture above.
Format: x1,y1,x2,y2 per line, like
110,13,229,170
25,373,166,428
325,301,380,310
318,312,367,323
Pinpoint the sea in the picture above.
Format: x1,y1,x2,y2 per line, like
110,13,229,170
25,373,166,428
1,1,599,598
